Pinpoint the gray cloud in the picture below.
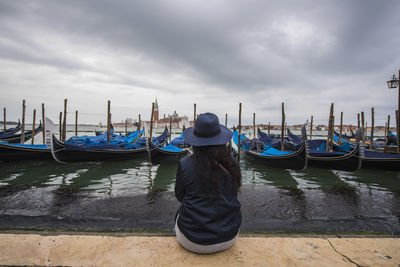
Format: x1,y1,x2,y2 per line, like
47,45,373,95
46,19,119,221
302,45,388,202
0,0,399,125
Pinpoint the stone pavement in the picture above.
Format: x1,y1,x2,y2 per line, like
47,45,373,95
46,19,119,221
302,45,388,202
0,232,399,266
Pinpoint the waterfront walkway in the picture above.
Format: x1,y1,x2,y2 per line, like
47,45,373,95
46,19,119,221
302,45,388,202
0,232,399,266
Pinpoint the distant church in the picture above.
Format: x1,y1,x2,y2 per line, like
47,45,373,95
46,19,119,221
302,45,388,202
148,99,193,129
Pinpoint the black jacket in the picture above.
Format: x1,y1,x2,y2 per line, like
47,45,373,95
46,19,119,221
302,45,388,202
175,155,241,245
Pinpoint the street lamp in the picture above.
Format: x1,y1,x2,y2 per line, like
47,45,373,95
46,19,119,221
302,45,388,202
387,74,399,89
386,70,400,154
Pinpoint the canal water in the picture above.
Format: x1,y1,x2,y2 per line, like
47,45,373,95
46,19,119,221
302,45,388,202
0,129,399,234
0,157,399,234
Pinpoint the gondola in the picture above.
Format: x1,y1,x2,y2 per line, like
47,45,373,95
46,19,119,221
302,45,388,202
360,149,400,171
287,126,360,171
0,120,21,135
148,139,190,164
0,123,42,143
0,142,52,162
51,127,169,163
233,130,307,170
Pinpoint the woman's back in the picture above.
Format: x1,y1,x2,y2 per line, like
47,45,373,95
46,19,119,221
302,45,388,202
175,155,241,245
174,112,242,254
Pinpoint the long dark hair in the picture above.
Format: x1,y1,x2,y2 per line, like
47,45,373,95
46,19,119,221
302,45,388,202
193,144,241,192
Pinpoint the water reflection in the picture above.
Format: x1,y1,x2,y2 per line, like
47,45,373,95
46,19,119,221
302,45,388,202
0,158,399,233
147,162,178,203
240,160,308,220
0,158,399,198
0,159,153,196
66,159,148,195
290,168,351,189
240,160,298,188
339,169,400,193
150,162,177,191
0,161,89,196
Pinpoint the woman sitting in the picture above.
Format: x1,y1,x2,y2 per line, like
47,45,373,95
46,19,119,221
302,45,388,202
174,112,242,254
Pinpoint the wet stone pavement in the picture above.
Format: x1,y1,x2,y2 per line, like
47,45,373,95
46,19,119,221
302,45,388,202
0,159,399,234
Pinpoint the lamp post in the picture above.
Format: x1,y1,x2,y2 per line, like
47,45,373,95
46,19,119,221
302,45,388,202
386,69,400,153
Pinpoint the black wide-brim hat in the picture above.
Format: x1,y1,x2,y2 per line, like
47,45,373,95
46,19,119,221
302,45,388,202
183,112,233,146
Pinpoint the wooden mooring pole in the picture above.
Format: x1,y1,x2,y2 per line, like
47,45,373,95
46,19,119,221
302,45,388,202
370,107,375,150
20,100,26,144
331,116,335,151
238,103,242,163
281,102,285,151
169,116,172,142
330,108,335,151
357,113,360,130
41,104,45,145
125,119,128,136
59,112,62,139
108,113,112,139
310,115,313,140
253,113,256,139
62,99,67,142
106,100,111,145
31,109,36,145
326,103,334,151
361,111,365,143
339,112,343,143
225,114,228,127
268,122,271,135
138,114,142,135
75,110,78,136
3,108,6,133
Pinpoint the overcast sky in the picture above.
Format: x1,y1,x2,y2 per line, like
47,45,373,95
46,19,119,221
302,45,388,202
1,0,400,126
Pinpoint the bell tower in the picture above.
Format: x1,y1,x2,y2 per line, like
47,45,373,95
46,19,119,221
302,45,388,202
154,98,159,122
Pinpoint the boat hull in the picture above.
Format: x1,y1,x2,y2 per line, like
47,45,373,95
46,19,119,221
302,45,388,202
307,143,361,171
0,142,52,162
361,150,400,171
